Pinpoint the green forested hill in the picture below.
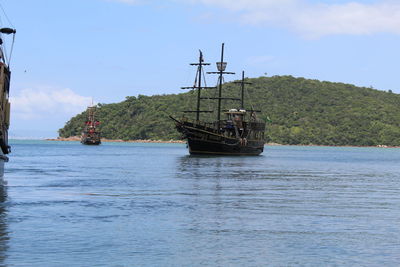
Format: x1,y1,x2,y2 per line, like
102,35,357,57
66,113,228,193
59,75,400,146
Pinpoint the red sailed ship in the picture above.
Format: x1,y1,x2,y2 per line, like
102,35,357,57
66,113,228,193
81,105,101,145
170,44,266,155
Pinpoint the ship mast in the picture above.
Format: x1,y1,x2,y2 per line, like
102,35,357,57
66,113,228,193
234,71,252,109
217,44,224,123
88,106,95,126
207,43,236,131
195,52,204,121
181,50,215,121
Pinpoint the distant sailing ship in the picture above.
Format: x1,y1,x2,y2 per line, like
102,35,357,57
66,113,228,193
0,27,16,176
81,105,101,145
171,44,266,155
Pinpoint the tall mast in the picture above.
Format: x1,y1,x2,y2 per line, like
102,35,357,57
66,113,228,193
234,71,252,110
207,43,236,131
217,44,224,124
217,43,226,124
196,51,204,121
181,50,214,121
240,71,244,109
88,106,95,124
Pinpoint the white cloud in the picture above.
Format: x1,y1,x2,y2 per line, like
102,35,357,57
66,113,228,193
189,0,400,38
295,2,400,37
10,87,92,120
113,0,400,38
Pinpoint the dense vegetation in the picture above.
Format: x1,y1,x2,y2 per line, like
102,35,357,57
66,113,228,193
59,75,400,146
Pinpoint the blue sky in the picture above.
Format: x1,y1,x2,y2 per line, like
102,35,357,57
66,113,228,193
2,0,400,138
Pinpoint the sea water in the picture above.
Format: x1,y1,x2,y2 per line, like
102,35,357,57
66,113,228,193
1,140,400,266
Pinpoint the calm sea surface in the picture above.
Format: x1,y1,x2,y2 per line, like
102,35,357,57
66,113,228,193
1,140,400,266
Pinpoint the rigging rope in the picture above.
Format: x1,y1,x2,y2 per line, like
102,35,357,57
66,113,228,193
7,32,14,66
0,2,14,29
202,64,213,121
193,65,199,88
0,2,15,66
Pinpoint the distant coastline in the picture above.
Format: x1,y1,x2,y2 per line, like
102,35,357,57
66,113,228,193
46,136,185,144
45,137,398,148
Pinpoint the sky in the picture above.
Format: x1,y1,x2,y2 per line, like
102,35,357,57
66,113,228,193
2,0,400,138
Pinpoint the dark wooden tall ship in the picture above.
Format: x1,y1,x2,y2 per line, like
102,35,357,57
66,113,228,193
171,44,266,155
0,27,16,176
81,105,101,145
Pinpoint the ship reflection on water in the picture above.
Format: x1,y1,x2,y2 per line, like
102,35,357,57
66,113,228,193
0,184,8,265
174,155,277,265
177,154,265,181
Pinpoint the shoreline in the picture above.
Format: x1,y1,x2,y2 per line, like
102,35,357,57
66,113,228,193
46,136,185,144
45,137,399,148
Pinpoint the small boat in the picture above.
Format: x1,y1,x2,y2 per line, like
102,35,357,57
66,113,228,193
171,44,266,155
81,105,101,145
0,27,16,176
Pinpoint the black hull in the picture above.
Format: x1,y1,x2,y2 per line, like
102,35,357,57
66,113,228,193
176,120,265,156
188,138,264,156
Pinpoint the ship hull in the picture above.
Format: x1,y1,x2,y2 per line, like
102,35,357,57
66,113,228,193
0,151,8,177
81,132,101,145
176,121,264,156
81,140,101,145
81,138,101,145
188,138,264,155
